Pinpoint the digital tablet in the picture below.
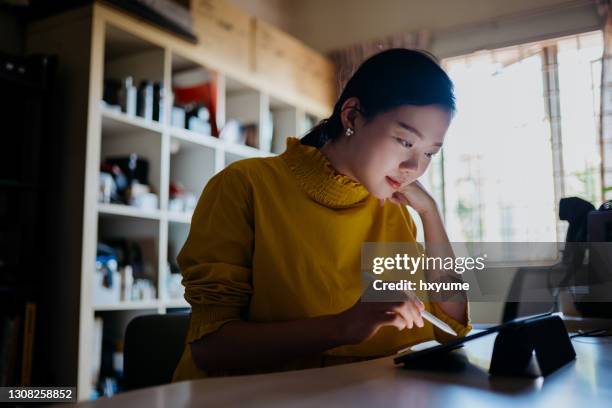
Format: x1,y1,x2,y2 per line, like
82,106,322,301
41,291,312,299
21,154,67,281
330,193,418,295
393,312,554,366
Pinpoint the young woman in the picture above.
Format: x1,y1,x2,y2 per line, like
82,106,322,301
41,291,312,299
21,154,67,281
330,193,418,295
172,48,471,381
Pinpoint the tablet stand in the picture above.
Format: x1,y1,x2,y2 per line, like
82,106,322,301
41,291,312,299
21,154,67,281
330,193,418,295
489,315,576,377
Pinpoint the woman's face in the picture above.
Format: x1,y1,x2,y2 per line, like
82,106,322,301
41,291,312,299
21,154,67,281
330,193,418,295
348,104,452,200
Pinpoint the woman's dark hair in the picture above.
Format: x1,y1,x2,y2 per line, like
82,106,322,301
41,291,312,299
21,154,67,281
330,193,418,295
301,48,456,148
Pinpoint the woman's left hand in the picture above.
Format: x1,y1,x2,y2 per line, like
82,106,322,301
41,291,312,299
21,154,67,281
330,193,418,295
389,180,437,215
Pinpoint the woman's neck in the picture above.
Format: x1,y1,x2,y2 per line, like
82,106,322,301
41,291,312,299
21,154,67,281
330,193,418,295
319,137,359,182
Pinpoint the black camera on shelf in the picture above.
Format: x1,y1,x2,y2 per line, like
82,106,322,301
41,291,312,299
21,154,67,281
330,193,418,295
100,154,150,206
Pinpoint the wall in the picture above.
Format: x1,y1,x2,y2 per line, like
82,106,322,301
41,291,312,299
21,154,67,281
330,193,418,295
228,0,294,32
230,0,602,59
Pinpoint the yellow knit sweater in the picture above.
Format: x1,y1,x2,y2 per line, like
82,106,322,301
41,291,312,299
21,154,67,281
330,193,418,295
172,137,471,382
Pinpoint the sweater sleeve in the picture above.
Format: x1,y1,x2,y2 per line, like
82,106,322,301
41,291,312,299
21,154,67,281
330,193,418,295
429,302,473,343
399,205,473,342
177,166,254,344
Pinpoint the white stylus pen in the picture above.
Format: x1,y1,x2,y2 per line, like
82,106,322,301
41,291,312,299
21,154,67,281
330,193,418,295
362,273,458,336
420,310,458,336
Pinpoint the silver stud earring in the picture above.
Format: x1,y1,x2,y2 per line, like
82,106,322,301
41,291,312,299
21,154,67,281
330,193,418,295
345,128,354,137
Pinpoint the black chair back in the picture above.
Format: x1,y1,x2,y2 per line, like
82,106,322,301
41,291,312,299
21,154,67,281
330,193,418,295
123,313,189,390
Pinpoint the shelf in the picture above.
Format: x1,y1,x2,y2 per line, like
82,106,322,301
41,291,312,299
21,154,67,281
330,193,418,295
98,202,162,220
97,204,193,223
100,108,163,197
101,106,164,135
163,298,190,308
170,126,219,149
170,122,273,160
92,300,160,311
222,139,273,159
168,211,192,224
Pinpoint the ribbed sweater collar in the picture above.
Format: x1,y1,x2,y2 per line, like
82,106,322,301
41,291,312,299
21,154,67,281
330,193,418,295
280,137,370,209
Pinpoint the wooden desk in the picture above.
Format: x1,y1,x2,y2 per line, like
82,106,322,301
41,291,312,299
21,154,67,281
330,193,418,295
77,333,612,407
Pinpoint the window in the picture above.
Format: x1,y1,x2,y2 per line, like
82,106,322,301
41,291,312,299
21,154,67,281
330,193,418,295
557,32,603,205
434,32,604,256
443,52,557,243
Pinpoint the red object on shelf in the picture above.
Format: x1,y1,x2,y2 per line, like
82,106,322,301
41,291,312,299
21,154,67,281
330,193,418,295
173,73,219,136
169,181,185,198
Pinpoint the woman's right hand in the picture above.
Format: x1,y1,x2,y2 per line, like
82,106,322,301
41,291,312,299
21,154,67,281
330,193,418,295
335,297,425,345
